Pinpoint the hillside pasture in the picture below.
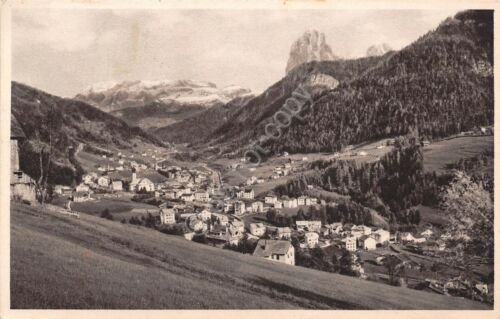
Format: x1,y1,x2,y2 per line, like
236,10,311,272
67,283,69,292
10,202,489,309
72,198,159,220
423,136,493,174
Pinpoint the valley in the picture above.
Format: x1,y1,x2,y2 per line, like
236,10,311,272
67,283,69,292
8,9,494,310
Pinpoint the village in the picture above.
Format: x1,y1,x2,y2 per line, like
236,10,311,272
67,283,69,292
37,138,491,303
10,111,494,305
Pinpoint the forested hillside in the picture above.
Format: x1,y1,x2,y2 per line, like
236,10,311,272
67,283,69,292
274,137,452,227
11,82,164,185
202,11,492,157
154,94,254,144
262,10,493,154
206,54,390,147
111,101,206,130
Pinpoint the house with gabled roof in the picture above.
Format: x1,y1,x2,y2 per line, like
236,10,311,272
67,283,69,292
359,235,377,250
253,239,295,265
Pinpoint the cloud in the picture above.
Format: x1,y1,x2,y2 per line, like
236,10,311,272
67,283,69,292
13,9,104,52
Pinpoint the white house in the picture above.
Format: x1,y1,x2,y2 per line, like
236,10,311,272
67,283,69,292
251,201,264,213
421,229,434,238
129,172,154,192
351,225,372,238
75,183,89,193
372,229,390,244
326,222,344,234
243,189,254,200
360,236,377,250
343,236,357,252
400,232,415,242
296,220,322,232
400,232,427,243
181,193,194,202
283,198,298,208
249,223,266,237
274,200,283,209
253,239,295,266
297,196,307,206
413,236,427,243
159,208,176,225
197,209,212,222
82,173,96,184
195,191,210,202
97,176,110,187
72,191,91,202
164,189,176,199
111,180,123,192
229,220,245,237
275,227,292,240
304,232,319,248
234,201,246,215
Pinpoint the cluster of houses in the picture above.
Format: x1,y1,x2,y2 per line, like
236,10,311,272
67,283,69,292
269,162,294,180
289,220,392,251
94,150,160,173
52,158,217,205
158,204,246,246
264,193,318,209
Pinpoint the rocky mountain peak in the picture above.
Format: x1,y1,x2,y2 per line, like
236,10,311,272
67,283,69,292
366,43,392,57
285,30,339,74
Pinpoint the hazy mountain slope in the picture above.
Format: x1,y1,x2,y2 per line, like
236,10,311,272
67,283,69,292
75,79,252,112
76,80,252,131
11,82,164,185
153,94,254,144
11,203,488,309
110,101,207,131
208,54,391,151
261,10,494,154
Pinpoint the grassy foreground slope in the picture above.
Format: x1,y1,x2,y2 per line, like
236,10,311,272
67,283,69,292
11,203,488,309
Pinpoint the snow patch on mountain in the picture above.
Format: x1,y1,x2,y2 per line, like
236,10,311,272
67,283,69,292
76,80,252,112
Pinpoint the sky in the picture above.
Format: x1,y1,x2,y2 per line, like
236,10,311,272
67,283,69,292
12,9,460,97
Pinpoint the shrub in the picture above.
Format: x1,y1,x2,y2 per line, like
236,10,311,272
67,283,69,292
100,208,113,220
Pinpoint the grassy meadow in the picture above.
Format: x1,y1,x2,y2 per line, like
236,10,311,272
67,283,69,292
423,136,493,173
10,202,489,309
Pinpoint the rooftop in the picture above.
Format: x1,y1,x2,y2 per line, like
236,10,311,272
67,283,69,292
252,239,292,258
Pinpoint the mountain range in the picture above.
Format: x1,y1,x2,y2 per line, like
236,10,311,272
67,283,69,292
76,80,252,112
199,10,493,157
12,10,494,166
75,80,252,130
